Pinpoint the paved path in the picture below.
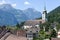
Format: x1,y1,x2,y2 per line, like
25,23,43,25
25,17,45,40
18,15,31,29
5,34,27,40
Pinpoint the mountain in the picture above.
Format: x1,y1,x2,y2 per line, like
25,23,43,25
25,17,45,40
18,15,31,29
0,10,18,26
23,8,41,20
48,6,60,23
0,4,29,22
0,4,41,26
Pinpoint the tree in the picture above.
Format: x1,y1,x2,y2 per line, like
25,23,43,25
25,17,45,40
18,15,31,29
19,22,25,27
42,21,50,32
39,30,46,39
50,29,57,38
39,23,43,30
16,23,20,28
16,22,25,30
56,23,60,31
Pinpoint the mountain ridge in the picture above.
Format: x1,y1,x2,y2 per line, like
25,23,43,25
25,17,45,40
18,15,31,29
0,4,41,26
48,6,60,23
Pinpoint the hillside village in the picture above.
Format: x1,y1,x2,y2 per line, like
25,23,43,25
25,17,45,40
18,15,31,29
0,0,60,40
0,5,60,40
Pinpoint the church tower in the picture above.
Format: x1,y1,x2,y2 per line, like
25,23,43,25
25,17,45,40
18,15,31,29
42,5,47,23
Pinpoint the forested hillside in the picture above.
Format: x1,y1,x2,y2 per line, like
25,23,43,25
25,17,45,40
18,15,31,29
48,6,60,23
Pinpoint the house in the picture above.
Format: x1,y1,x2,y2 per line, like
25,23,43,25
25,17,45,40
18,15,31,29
10,30,26,37
23,20,42,29
57,30,60,38
26,26,40,40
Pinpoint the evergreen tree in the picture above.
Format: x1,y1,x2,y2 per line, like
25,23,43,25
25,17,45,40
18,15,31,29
50,29,57,38
19,22,25,27
16,22,25,30
56,23,60,31
16,23,20,28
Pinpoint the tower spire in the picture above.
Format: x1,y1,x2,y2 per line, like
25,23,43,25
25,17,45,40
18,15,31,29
44,4,46,11
44,0,46,11
42,0,47,23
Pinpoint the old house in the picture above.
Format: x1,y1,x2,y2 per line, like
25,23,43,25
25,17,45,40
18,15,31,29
23,20,42,29
26,26,40,40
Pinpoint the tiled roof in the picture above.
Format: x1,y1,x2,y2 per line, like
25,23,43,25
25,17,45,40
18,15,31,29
5,34,27,40
17,30,26,36
24,20,42,26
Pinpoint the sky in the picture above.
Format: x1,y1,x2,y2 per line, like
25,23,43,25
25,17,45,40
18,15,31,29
0,0,60,12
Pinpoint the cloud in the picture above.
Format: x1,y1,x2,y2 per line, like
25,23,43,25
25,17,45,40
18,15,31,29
24,1,30,5
11,3,16,8
0,0,6,5
0,0,17,8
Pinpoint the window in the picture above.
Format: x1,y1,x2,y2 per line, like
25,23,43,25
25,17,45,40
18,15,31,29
27,34,33,38
36,31,38,32
30,31,32,32
40,21,42,24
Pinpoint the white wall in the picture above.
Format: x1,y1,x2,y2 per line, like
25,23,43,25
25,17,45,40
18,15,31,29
42,12,46,21
57,32,60,38
23,25,32,29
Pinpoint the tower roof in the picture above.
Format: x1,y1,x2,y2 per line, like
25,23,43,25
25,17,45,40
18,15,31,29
43,0,47,11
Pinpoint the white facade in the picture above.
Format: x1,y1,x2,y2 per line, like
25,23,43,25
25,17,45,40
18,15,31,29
57,32,60,38
44,39,50,40
23,25,39,29
35,25,39,27
27,38,33,40
42,6,47,23
27,34,33,40
42,12,46,21
23,25,32,29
